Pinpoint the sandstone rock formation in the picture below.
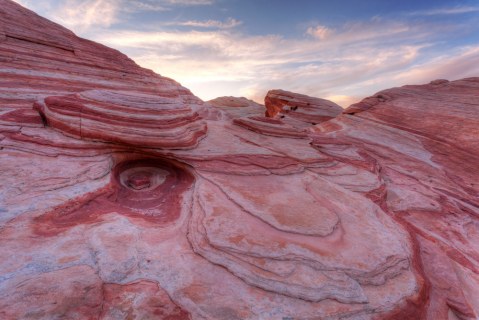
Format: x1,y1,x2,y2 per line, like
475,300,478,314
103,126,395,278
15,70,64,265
264,89,343,123
34,90,207,149
208,96,264,119
1,1,478,319
228,90,344,139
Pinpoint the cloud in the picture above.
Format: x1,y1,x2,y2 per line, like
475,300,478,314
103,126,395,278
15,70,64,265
306,25,333,40
12,0,121,31
125,0,215,11
11,0,216,32
164,0,214,5
54,0,120,31
392,46,479,83
92,16,478,106
168,18,242,29
10,0,479,107
127,1,169,12
409,6,479,16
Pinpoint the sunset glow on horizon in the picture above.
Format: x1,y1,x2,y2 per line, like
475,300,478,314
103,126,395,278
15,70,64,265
13,0,479,107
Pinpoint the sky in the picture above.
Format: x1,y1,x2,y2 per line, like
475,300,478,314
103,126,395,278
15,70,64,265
12,0,479,107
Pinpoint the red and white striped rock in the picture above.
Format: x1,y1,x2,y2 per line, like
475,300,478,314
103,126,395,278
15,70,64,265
208,96,264,119
209,96,311,138
233,116,309,138
1,0,478,319
265,89,343,123
246,89,344,138
310,77,479,319
34,90,207,149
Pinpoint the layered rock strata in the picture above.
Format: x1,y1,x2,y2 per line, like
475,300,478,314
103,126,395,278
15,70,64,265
0,1,478,319
228,90,344,138
264,89,343,123
34,90,207,148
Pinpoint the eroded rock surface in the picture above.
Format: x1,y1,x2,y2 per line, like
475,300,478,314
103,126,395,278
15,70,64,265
1,1,478,319
230,89,344,139
35,90,207,149
265,89,343,123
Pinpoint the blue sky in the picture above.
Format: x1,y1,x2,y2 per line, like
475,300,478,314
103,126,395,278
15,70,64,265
13,0,479,106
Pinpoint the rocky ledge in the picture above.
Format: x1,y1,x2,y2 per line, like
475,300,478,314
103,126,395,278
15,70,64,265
1,1,478,319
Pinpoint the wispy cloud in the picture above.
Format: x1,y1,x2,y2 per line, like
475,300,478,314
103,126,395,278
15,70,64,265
54,0,120,31
408,6,479,16
92,17,478,106
306,25,333,40
128,0,215,10
164,0,214,5
12,0,213,31
13,0,122,30
393,46,479,83
127,1,169,12
10,0,479,107
167,17,242,29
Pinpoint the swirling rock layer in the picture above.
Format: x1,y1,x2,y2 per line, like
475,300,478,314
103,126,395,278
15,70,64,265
1,1,478,319
34,90,207,149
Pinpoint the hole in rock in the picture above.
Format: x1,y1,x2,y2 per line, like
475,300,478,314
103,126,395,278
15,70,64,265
122,168,166,191
112,158,194,210
33,158,195,236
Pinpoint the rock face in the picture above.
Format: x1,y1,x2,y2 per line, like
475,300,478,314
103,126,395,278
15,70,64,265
1,1,478,319
34,90,207,148
231,89,344,139
264,89,343,122
207,96,265,120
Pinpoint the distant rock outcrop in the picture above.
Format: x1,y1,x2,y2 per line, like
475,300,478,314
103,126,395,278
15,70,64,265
210,92,344,139
265,89,343,123
207,96,264,119
1,0,478,319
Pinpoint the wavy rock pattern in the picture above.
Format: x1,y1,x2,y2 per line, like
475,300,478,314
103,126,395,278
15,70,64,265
35,90,207,149
0,1,478,319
